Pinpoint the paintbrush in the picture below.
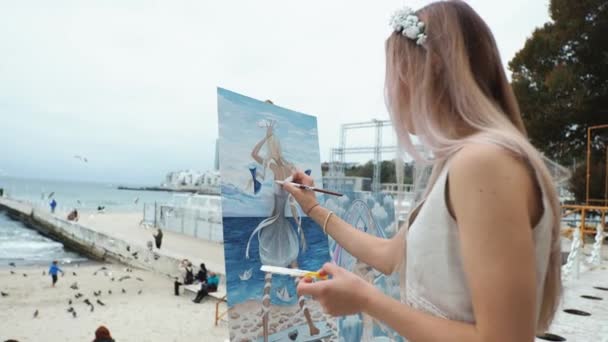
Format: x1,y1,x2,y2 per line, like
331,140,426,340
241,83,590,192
275,180,343,197
260,265,328,280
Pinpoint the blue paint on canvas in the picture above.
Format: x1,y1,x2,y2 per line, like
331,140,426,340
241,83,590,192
324,191,405,342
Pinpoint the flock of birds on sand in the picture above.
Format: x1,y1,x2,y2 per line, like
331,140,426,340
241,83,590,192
2,263,146,319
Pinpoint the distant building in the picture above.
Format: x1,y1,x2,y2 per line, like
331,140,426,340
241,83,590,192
163,170,220,194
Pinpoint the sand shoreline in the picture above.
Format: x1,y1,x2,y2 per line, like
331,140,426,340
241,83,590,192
0,263,229,342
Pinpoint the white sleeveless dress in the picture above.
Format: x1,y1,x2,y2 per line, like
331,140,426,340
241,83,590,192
403,163,553,325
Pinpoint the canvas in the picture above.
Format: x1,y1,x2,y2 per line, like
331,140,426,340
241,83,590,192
218,88,337,342
323,192,405,342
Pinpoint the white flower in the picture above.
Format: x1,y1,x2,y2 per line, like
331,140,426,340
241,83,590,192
389,6,427,47
403,26,421,39
416,34,427,46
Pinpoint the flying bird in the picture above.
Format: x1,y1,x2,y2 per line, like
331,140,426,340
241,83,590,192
33,309,39,318
47,192,55,199
73,155,88,163
96,299,105,306
1,291,8,297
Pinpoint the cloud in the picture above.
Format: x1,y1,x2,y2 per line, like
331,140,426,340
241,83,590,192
371,202,388,221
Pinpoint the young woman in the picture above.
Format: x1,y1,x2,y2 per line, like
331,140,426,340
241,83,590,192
284,2,561,341
248,120,320,339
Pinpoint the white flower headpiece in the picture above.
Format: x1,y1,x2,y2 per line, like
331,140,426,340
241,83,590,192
389,7,427,46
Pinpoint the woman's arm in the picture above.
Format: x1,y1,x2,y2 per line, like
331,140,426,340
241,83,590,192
251,126,273,164
299,145,541,342
284,172,403,274
309,206,403,275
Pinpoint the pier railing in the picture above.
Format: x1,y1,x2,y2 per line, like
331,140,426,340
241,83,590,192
561,204,608,243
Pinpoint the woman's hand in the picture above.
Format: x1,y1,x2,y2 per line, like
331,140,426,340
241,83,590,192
297,263,376,316
283,171,318,214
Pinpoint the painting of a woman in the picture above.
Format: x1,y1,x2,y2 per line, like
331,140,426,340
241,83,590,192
246,120,320,341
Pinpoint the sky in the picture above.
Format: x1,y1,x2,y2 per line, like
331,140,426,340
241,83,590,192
0,0,551,184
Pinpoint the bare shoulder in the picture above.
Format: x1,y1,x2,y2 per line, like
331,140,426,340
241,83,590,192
448,143,538,222
449,143,532,189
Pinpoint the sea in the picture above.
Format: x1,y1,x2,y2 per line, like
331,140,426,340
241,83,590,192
0,176,182,265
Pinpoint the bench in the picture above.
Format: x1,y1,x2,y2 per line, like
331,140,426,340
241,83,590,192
183,277,228,326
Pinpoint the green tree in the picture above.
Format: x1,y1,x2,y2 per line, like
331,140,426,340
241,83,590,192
509,0,608,202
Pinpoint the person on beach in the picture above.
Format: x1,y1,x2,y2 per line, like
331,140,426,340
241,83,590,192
284,2,562,341
193,272,219,303
67,209,79,222
247,119,320,339
153,228,163,249
48,260,64,287
49,199,57,214
93,325,115,342
173,259,194,295
196,263,208,283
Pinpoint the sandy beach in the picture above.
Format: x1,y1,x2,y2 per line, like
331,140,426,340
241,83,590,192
0,263,229,342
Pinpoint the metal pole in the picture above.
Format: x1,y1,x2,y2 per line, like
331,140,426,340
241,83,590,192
154,202,158,228
605,148,608,207
586,127,591,206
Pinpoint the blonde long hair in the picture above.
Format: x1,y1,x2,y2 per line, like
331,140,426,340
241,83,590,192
385,0,561,331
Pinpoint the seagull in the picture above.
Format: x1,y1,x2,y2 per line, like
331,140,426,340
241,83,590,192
83,299,92,306
33,309,39,318
136,277,144,282
108,290,112,295
89,304,94,312
8,262,15,267
118,276,131,282
68,299,72,305
74,155,88,163
48,192,55,199
23,273,27,277
72,310,77,318
70,282,78,290
1,291,8,297
10,271,15,275
134,197,139,204
138,290,142,295
96,299,105,306
111,277,115,282
75,293,83,299
132,252,138,259
93,291,100,297
126,246,131,252
67,307,74,313
121,288,126,294
42,271,46,276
